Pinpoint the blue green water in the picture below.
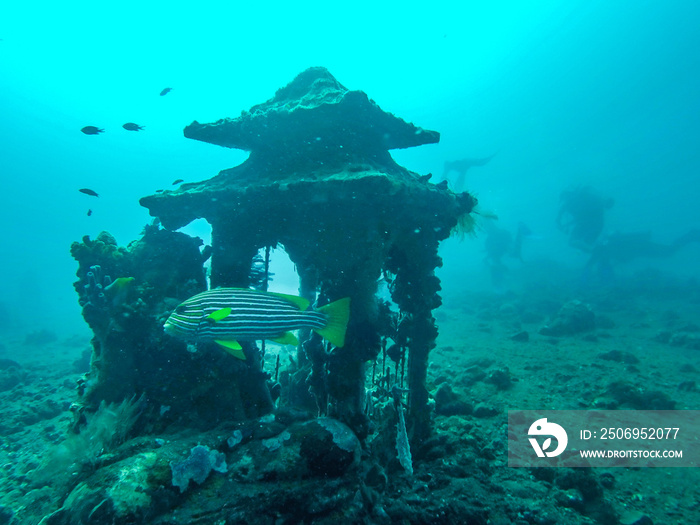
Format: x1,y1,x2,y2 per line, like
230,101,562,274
1,0,698,337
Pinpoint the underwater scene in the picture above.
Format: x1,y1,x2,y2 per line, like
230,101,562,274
1,1,700,524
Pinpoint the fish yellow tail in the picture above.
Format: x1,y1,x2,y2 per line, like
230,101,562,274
315,297,351,348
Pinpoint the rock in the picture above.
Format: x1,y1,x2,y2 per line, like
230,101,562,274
0,368,22,392
669,332,690,346
510,330,529,342
605,381,676,410
273,406,314,426
0,505,14,525
72,347,92,373
42,451,172,524
459,365,487,387
652,330,672,343
433,384,473,416
486,368,513,390
555,468,603,500
598,472,615,489
619,511,654,525
597,349,639,364
596,315,616,329
539,300,595,336
473,404,498,418
0,358,21,370
554,488,585,511
481,436,505,460
252,420,287,440
678,380,697,392
679,322,700,332
298,418,361,477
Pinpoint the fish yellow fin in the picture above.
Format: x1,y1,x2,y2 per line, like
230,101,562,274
315,297,351,348
207,307,232,322
272,331,299,346
215,339,246,360
105,277,135,293
268,292,310,311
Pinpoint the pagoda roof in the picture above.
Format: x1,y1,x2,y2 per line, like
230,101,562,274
140,67,474,235
183,67,439,152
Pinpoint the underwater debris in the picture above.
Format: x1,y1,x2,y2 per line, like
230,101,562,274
539,300,596,336
392,386,413,475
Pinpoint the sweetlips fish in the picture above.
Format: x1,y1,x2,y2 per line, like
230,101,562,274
164,288,350,360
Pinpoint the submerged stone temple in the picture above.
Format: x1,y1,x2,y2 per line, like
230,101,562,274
48,66,481,524
141,67,476,441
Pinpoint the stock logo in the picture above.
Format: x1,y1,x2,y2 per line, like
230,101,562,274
528,418,568,457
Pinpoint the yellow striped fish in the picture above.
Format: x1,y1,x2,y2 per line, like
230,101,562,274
164,288,350,360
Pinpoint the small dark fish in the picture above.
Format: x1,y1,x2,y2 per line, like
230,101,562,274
155,189,164,193
79,188,99,197
160,87,172,96
172,179,184,185
122,123,144,131
81,126,104,135
87,209,93,216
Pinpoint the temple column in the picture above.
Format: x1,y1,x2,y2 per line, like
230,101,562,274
388,233,443,443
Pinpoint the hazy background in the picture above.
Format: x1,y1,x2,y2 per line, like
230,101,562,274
1,0,699,339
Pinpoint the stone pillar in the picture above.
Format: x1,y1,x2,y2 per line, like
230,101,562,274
207,221,274,416
322,262,382,440
210,220,258,288
388,233,442,443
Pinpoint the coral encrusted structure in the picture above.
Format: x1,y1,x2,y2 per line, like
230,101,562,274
140,67,476,442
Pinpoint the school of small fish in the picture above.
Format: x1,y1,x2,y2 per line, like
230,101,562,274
78,87,182,213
